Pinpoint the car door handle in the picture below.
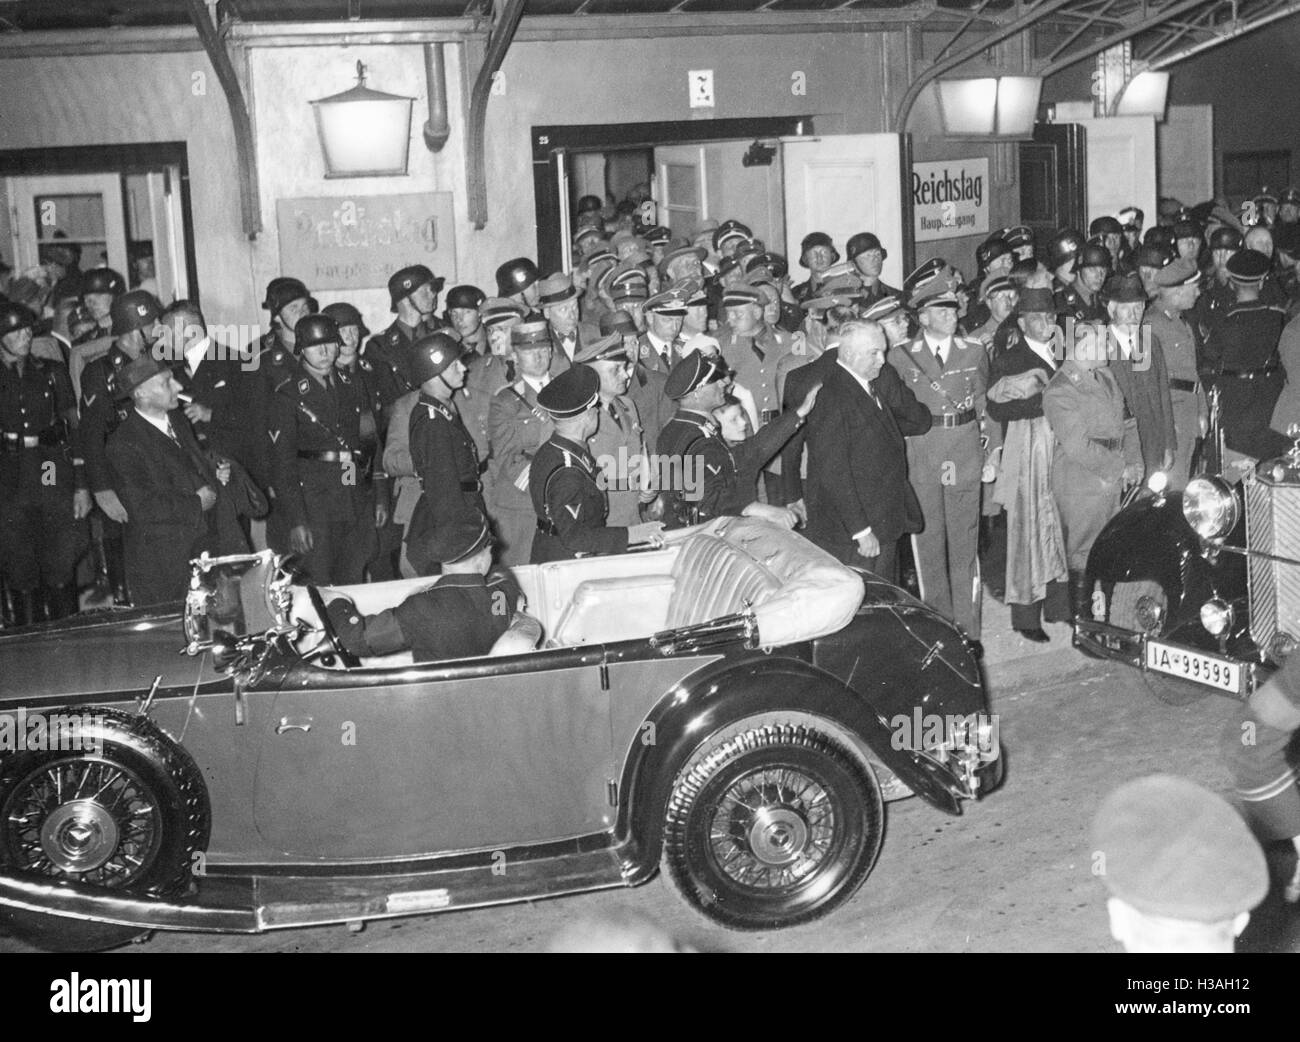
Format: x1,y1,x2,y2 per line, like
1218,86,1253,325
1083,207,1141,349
276,716,313,734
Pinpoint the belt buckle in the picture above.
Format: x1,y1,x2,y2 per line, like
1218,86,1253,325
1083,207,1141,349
760,408,780,425
338,450,354,463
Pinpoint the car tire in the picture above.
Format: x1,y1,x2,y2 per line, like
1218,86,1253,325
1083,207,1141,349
663,723,884,931
0,708,210,952
1107,580,1212,706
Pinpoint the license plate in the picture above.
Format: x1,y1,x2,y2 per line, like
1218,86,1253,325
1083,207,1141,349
1145,640,1241,692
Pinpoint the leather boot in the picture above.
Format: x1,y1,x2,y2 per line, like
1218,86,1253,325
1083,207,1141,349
1069,571,1092,621
45,584,80,622
12,589,39,627
105,536,130,606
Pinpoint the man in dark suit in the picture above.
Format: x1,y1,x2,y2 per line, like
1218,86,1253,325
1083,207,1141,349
160,299,249,469
105,355,246,606
803,320,931,581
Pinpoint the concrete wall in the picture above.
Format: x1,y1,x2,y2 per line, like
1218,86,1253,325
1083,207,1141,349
0,25,1032,328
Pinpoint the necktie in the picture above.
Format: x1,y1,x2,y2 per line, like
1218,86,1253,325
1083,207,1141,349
608,402,623,431
164,419,181,445
934,343,945,370
752,335,765,363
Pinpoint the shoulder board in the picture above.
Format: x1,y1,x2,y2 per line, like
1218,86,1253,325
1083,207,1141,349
359,357,374,372
337,369,353,385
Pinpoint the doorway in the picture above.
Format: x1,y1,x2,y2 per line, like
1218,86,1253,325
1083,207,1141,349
1,142,197,305
1019,122,1087,252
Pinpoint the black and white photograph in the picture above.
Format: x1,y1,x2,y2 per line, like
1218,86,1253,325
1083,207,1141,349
1,0,1300,991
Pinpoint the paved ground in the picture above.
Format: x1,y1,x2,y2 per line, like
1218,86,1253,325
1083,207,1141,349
5,586,1297,953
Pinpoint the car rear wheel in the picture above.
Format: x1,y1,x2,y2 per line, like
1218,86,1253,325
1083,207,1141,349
1107,580,1212,706
0,709,210,952
663,724,884,931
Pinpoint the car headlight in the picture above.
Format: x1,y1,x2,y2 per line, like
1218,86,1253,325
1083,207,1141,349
1182,476,1239,539
1199,598,1233,636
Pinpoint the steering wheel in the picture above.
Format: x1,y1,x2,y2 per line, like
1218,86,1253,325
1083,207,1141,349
306,584,361,668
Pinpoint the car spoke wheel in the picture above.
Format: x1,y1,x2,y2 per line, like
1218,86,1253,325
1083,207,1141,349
664,724,883,931
0,709,210,952
1108,580,1212,706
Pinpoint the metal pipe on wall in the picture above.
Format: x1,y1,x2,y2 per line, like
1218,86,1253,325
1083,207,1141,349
423,42,450,153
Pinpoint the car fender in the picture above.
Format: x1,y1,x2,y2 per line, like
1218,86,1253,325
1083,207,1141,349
1087,494,1198,592
613,655,967,885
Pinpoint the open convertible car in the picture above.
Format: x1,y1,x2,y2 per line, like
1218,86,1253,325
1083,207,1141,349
0,517,999,951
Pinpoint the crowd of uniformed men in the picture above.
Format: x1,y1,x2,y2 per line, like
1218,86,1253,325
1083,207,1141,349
4,186,1300,647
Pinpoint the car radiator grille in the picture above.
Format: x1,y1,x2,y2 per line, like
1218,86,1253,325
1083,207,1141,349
1246,476,1300,650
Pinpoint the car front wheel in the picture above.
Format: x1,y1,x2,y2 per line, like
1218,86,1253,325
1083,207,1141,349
663,723,884,931
0,709,210,952
1107,579,1213,706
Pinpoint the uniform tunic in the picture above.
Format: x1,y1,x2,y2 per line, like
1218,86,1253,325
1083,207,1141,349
488,378,554,566
366,316,443,400
270,363,377,585
1043,362,1129,571
406,394,486,575
1056,283,1108,325
529,434,628,563
588,395,649,527
656,409,736,527
888,333,990,635
1206,299,1291,460
1144,306,1208,489
0,357,88,590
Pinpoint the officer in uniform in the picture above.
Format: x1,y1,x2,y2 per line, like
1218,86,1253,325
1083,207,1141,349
459,297,524,475
1146,257,1207,489
326,518,538,664
636,287,688,376
495,257,542,310
368,264,445,397
1043,335,1140,613
79,289,164,605
1206,248,1292,461
487,320,559,566
269,314,378,585
67,267,125,396
0,302,90,625
1092,775,1267,952
603,309,672,454
1057,241,1110,324
579,332,653,527
529,365,664,563
890,281,990,638
651,351,736,527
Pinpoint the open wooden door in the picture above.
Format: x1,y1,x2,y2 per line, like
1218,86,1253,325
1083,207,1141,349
10,172,129,276
780,134,905,288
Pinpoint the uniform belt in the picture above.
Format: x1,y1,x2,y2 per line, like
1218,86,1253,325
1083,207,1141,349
1168,377,1201,393
536,519,559,536
930,409,977,428
760,408,780,425
460,480,482,493
2,425,67,449
1089,436,1122,450
1218,365,1280,380
297,449,362,464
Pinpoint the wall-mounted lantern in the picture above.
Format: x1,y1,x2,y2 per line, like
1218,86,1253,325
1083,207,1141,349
936,76,1044,139
311,61,415,178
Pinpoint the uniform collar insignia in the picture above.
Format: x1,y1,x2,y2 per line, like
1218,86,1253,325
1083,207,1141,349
298,378,310,394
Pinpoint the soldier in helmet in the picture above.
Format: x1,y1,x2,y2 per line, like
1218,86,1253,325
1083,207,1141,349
791,232,839,303
496,257,542,310
845,232,898,311
269,313,378,585
529,364,664,563
1089,215,1126,270
402,332,488,576
1172,218,1204,265
0,301,91,624
79,288,165,605
1058,241,1110,324
444,284,488,357
1047,229,1086,309
367,264,446,399
247,277,315,501
67,267,126,398
1194,225,1243,328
